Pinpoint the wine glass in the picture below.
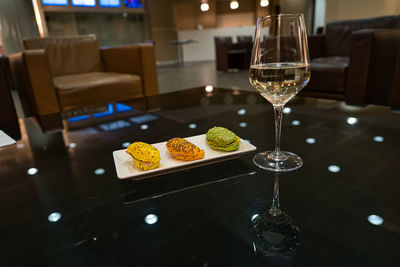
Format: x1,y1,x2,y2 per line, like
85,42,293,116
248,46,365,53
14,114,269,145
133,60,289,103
250,172,300,256
249,14,310,172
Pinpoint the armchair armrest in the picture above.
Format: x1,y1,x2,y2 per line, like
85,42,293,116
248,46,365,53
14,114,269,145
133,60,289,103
308,34,325,59
101,44,159,96
391,47,400,109
9,50,62,133
345,29,374,105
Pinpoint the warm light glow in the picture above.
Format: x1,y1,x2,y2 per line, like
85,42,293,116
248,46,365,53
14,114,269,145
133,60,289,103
200,3,209,11
205,85,214,93
230,1,239,9
260,0,269,7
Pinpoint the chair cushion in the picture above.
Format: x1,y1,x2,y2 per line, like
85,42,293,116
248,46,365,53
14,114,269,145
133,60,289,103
54,72,143,111
23,35,104,77
307,57,349,93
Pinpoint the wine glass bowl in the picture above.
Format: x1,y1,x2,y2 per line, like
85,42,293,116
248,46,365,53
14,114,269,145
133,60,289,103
249,14,310,172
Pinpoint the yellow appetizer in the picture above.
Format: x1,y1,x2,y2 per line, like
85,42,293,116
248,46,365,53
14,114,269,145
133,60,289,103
126,142,160,171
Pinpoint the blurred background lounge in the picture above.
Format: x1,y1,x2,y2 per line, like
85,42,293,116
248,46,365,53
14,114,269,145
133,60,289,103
0,0,400,135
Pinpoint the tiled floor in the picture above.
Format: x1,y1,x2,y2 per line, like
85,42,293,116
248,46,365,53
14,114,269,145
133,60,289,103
157,61,253,94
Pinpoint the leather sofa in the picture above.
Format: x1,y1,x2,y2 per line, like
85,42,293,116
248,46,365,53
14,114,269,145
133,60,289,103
9,34,158,132
214,36,252,71
301,15,400,107
0,56,20,140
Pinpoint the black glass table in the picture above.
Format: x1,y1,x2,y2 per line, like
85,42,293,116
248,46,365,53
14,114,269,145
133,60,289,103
1,87,400,266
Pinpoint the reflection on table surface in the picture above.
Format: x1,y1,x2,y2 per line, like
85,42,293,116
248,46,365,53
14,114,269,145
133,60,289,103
1,87,400,266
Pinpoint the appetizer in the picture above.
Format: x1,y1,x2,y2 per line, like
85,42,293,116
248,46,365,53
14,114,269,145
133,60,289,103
126,142,160,171
206,126,240,151
166,137,205,161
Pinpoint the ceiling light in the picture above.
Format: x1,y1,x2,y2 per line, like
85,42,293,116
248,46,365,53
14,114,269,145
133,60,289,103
205,85,213,92
260,0,269,7
200,2,209,11
230,1,239,9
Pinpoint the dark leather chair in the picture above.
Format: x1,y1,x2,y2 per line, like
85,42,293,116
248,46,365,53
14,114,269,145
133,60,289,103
301,15,400,106
214,36,251,71
9,34,158,132
0,56,21,141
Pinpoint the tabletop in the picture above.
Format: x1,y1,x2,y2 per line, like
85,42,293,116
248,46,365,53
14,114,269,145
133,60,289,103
1,87,400,266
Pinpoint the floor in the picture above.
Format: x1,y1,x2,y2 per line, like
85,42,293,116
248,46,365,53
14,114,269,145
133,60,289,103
157,61,254,94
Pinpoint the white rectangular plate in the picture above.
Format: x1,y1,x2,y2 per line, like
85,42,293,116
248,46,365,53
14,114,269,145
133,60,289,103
113,134,257,180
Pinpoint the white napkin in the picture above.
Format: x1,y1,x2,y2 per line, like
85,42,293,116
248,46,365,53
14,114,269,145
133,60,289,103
0,130,16,147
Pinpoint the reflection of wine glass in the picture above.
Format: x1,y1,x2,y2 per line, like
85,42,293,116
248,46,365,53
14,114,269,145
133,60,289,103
249,14,310,172
250,173,300,256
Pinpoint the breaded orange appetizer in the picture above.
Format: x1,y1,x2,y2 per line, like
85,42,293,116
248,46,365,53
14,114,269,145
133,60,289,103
166,137,204,161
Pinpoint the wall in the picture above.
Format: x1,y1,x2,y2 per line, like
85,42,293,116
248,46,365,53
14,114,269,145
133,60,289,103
280,0,313,33
178,25,255,62
147,0,179,62
46,12,146,47
325,0,400,22
0,0,40,54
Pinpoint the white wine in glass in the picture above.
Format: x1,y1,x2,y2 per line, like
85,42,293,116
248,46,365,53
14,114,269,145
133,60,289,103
249,14,311,172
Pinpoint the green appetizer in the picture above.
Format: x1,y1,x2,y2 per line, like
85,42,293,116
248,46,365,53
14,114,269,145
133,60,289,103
206,126,240,151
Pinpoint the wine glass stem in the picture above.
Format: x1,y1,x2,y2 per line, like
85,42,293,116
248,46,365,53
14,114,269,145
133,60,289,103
273,105,285,160
269,172,281,216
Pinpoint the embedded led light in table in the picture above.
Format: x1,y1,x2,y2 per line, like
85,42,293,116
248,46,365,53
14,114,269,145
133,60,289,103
373,136,384,142
347,117,358,125
239,122,247,128
328,165,341,173
27,168,39,175
69,142,77,148
237,109,246,115
145,214,158,225
140,124,149,130
48,212,62,222
188,123,197,129
368,214,383,226
94,168,105,175
306,138,316,144
122,142,131,148
283,107,292,114
291,120,301,126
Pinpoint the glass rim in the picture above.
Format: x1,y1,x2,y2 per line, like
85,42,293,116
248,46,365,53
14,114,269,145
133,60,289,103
257,13,303,21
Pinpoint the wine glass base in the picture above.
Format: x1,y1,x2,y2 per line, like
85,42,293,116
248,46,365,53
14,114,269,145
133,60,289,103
253,151,303,172
250,211,300,256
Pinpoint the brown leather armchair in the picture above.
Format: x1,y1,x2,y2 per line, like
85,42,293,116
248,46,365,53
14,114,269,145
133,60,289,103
300,15,400,106
9,35,158,132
